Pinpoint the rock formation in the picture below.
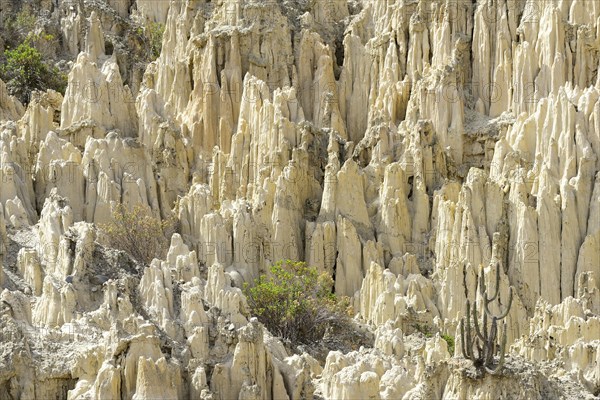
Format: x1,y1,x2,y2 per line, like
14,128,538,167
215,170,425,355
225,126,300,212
0,0,599,399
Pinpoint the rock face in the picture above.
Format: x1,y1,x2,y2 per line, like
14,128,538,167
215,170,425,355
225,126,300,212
0,0,599,399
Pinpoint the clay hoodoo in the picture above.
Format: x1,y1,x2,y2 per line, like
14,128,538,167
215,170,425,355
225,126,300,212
0,0,598,399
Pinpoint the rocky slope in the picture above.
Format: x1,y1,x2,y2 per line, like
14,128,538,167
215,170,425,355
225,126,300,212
0,0,599,399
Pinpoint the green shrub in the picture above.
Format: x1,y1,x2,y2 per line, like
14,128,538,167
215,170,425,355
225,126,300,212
0,36,67,104
144,21,165,59
100,204,177,266
243,260,352,344
442,334,455,355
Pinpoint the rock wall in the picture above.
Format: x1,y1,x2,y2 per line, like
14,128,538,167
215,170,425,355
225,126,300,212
0,0,599,399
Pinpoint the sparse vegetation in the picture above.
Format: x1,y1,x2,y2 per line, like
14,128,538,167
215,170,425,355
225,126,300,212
0,37,67,103
413,323,433,338
147,22,165,59
5,9,37,47
460,264,513,374
137,21,164,59
442,334,455,355
24,32,59,59
243,260,352,345
100,204,177,266
1,8,65,103
1,32,66,104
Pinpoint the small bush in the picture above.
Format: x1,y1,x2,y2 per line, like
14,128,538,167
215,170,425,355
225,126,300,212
442,334,455,355
243,260,352,345
148,22,165,59
0,35,67,104
100,204,176,266
137,21,164,59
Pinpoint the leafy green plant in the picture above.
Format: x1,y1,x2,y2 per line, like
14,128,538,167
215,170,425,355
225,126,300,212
442,334,455,355
0,36,66,104
100,204,177,266
243,260,352,344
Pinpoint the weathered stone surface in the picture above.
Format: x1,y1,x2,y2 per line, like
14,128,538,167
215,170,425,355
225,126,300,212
0,0,599,398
